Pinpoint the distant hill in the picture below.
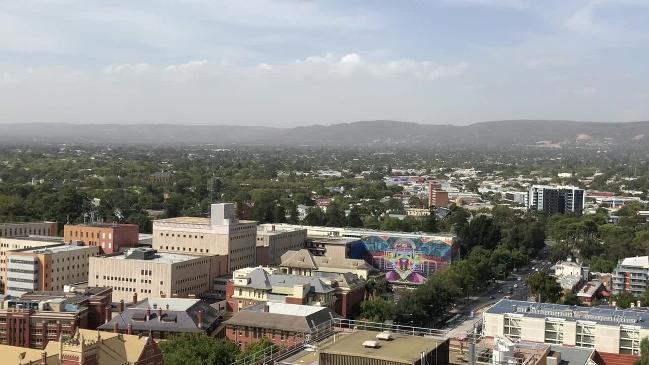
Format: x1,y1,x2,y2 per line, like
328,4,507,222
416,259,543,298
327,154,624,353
1,120,649,147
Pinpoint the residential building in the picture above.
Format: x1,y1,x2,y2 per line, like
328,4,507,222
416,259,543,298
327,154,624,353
226,267,335,312
152,203,257,272
404,208,430,217
89,247,217,302
4,243,99,296
318,330,449,365
483,299,649,355
428,189,449,208
0,237,66,286
0,286,112,349
528,185,585,215
612,256,649,295
333,273,366,319
224,302,335,350
0,222,58,238
554,259,589,278
0,328,163,365
63,223,139,254
576,280,607,306
255,224,306,266
503,191,529,206
279,249,373,279
99,298,223,339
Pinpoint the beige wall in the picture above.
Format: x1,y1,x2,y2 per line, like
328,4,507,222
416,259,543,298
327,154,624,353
256,229,307,266
563,321,577,346
0,222,57,238
483,313,505,338
89,255,211,302
594,324,620,353
0,238,65,287
521,317,546,342
44,246,99,291
153,221,257,272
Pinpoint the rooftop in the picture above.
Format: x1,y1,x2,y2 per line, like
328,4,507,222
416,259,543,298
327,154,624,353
101,249,203,264
2,236,63,243
66,222,138,228
319,330,446,363
486,299,649,328
154,216,255,226
15,243,94,254
619,256,649,269
225,305,335,333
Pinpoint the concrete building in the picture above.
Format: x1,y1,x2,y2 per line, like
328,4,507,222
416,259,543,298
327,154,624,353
528,185,585,215
153,203,257,272
503,191,529,206
89,247,216,302
226,267,335,312
318,330,449,365
224,302,335,350
4,243,100,296
612,256,649,295
0,287,112,349
0,222,57,238
0,236,67,286
255,224,306,266
428,189,449,208
63,223,139,254
483,299,649,355
99,298,223,339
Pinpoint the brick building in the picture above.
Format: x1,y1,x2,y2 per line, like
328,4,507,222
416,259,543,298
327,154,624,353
224,302,335,350
63,223,139,254
0,287,112,349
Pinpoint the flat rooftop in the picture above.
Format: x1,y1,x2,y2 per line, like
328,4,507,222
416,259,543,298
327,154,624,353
319,330,445,363
65,223,137,228
486,299,649,328
2,236,63,243
19,244,93,254
154,217,256,225
103,251,203,264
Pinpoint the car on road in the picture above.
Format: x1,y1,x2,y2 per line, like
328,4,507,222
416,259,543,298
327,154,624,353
513,284,518,288
498,289,503,293
489,295,495,299
522,283,527,287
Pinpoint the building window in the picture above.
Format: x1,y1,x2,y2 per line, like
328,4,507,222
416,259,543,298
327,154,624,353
576,321,596,348
620,326,641,355
544,319,564,344
503,314,522,339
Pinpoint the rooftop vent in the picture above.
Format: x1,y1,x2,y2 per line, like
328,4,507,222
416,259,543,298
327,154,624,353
376,332,394,341
362,340,381,349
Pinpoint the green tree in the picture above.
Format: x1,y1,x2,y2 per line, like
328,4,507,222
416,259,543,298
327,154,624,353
460,215,501,252
325,204,346,227
347,206,364,228
562,292,580,306
422,207,439,233
637,338,649,365
359,298,396,322
590,255,616,273
303,207,326,225
159,333,239,365
614,291,637,309
236,338,279,362
527,272,562,303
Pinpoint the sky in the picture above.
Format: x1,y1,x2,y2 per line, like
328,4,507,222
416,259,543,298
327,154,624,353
1,0,648,126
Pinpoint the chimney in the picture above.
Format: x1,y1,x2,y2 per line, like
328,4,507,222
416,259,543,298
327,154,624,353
113,322,118,333
133,292,137,304
197,310,203,329
119,299,125,312
158,308,162,321
272,224,275,231
40,351,47,365
104,306,112,323
127,323,133,335
146,307,151,321
638,300,642,308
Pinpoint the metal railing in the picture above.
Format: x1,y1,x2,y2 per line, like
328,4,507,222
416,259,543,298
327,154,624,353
232,317,448,365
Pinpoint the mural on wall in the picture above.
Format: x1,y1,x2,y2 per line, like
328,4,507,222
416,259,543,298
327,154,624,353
360,235,456,285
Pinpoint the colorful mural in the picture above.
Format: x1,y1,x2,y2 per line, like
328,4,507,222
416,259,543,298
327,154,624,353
358,234,457,285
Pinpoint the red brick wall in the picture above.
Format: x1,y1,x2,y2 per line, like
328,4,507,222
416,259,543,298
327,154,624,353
285,297,306,305
112,225,139,252
226,325,302,350
256,246,269,267
335,286,366,318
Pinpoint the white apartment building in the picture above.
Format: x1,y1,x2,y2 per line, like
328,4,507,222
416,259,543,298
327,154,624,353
484,299,649,355
152,203,257,272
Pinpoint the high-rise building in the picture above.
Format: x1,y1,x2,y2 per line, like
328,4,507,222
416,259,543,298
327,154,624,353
428,181,449,208
528,185,585,214
612,256,649,295
152,203,257,272
4,243,99,296
255,224,307,266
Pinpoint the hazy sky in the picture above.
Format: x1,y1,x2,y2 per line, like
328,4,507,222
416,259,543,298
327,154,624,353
1,0,648,126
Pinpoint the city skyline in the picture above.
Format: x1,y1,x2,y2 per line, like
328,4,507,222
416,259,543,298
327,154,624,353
1,0,648,126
